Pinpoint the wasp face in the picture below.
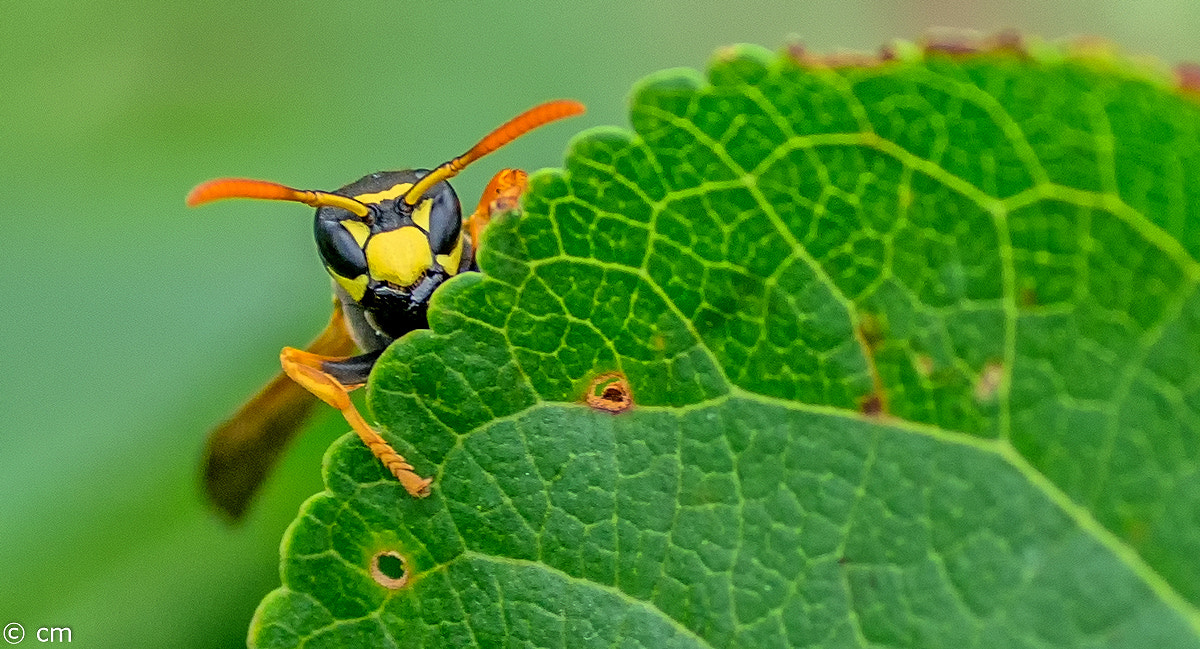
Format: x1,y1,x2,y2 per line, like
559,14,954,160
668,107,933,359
314,170,471,339
187,100,584,352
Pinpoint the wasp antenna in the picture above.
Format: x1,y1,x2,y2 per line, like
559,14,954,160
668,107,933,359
402,99,585,206
187,178,371,218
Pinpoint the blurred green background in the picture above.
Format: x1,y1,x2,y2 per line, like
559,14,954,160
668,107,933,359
2,1,1198,646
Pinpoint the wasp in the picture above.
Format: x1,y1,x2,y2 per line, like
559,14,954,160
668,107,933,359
188,100,584,519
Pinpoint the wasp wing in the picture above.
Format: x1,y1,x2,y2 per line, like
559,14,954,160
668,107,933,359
202,304,357,521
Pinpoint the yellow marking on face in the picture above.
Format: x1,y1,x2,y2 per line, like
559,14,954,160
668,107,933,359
365,226,430,287
340,219,370,248
435,235,464,276
353,182,413,205
411,198,433,231
329,269,368,301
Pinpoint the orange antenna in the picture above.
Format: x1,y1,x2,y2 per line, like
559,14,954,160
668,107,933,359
186,178,372,218
401,99,585,207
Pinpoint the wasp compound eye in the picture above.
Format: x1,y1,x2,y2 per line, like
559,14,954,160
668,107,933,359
315,215,370,282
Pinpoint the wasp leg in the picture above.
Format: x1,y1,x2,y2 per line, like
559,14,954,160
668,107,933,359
280,347,432,497
465,168,528,252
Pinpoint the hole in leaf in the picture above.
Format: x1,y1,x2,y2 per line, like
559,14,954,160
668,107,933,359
585,372,633,414
370,550,409,590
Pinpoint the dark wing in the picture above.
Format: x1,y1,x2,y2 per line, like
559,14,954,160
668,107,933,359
201,303,357,521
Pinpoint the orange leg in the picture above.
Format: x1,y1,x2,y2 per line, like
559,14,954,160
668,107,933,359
280,347,432,497
466,168,528,251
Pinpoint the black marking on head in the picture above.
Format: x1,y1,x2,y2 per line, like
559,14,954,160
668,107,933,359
315,215,368,279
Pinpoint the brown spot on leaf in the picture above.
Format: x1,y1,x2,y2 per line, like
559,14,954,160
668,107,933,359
1177,63,1200,96
793,30,1037,71
990,29,1026,54
788,30,1200,109
787,41,890,70
585,373,633,414
975,362,1005,402
824,50,885,69
371,550,410,590
923,30,983,56
921,28,1028,58
859,392,885,416
1020,287,1038,308
858,312,884,351
914,354,935,379
786,42,809,65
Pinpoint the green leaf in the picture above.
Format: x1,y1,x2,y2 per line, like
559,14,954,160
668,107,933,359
251,42,1200,648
